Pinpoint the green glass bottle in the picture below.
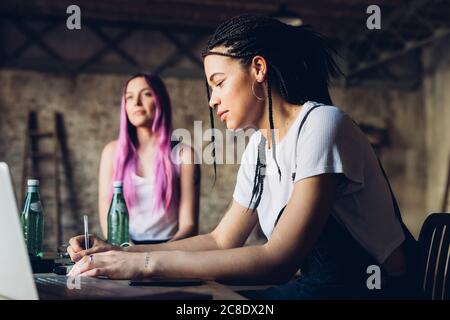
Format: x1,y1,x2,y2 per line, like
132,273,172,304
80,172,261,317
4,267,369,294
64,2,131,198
21,179,44,258
107,181,130,246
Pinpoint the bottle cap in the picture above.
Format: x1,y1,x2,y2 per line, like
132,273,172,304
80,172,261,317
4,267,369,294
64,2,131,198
27,179,40,186
113,181,123,188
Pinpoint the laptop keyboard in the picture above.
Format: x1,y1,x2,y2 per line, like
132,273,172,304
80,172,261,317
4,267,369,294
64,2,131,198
36,276,71,286
34,275,213,299
34,276,86,287
35,275,118,296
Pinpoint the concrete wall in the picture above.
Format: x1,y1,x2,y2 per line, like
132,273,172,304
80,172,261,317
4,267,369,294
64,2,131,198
0,72,125,249
423,35,450,215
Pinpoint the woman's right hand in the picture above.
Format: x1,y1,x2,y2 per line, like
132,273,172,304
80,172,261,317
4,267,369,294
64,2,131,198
67,234,121,262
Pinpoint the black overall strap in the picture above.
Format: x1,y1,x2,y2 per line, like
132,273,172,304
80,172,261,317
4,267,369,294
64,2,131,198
274,102,323,226
377,158,421,283
376,159,419,270
291,103,324,182
377,160,409,230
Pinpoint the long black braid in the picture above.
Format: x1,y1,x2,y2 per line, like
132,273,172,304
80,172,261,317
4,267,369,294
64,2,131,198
248,136,267,211
266,73,282,181
205,81,217,185
202,14,341,211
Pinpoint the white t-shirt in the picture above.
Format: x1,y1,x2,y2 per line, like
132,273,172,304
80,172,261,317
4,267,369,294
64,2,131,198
233,101,405,264
128,145,183,241
129,172,179,241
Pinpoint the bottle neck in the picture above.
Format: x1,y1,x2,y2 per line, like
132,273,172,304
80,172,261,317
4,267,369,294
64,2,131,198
113,187,123,195
27,186,39,193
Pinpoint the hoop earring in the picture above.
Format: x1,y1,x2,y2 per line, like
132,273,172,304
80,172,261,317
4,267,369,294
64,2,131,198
252,80,265,101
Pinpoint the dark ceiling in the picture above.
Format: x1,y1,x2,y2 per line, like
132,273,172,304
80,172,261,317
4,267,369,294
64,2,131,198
1,0,448,86
0,0,421,40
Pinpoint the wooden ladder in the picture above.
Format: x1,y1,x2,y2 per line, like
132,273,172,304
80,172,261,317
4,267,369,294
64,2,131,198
21,111,65,248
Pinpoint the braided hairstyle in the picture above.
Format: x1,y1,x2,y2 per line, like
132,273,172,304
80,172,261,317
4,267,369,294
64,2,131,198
203,14,340,211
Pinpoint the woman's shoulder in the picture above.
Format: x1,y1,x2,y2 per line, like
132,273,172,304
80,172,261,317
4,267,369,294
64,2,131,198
301,103,350,136
101,140,118,157
99,140,117,172
306,103,346,125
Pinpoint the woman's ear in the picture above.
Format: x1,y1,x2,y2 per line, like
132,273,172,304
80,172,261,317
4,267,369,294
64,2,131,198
251,56,267,83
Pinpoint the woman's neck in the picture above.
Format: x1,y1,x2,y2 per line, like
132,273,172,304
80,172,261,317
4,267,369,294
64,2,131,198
136,126,156,147
257,94,303,148
135,127,157,177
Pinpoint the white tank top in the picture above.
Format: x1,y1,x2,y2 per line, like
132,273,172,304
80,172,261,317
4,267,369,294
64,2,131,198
129,168,180,242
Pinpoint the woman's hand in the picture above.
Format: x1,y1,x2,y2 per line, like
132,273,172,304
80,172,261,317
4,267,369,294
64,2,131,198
67,251,151,280
67,234,121,262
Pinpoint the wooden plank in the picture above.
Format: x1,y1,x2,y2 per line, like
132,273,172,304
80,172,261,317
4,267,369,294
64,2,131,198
75,27,134,73
29,130,54,138
21,111,31,204
54,112,62,247
8,22,57,61
13,18,63,62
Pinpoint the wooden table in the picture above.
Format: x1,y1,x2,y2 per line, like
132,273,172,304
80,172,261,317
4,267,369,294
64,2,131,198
35,273,247,300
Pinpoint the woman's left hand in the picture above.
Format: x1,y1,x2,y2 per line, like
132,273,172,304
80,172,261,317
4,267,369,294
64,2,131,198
67,250,149,279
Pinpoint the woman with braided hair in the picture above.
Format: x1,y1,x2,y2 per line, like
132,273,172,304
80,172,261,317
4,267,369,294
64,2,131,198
66,14,422,299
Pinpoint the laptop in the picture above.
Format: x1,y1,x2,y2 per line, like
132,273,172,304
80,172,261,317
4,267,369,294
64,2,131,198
0,162,38,300
0,162,211,300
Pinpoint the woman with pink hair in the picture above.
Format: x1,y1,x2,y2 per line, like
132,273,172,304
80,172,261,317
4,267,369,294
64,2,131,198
98,73,200,244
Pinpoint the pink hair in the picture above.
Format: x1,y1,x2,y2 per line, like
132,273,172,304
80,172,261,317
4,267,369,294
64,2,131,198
112,73,178,216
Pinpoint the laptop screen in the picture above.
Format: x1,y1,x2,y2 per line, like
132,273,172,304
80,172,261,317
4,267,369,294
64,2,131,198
0,162,39,300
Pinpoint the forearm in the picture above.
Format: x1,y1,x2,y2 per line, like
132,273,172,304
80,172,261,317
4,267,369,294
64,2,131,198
144,245,288,285
124,232,220,253
170,226,198,242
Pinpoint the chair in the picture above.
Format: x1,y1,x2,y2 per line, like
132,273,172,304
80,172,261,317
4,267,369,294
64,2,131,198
419,213,450,300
